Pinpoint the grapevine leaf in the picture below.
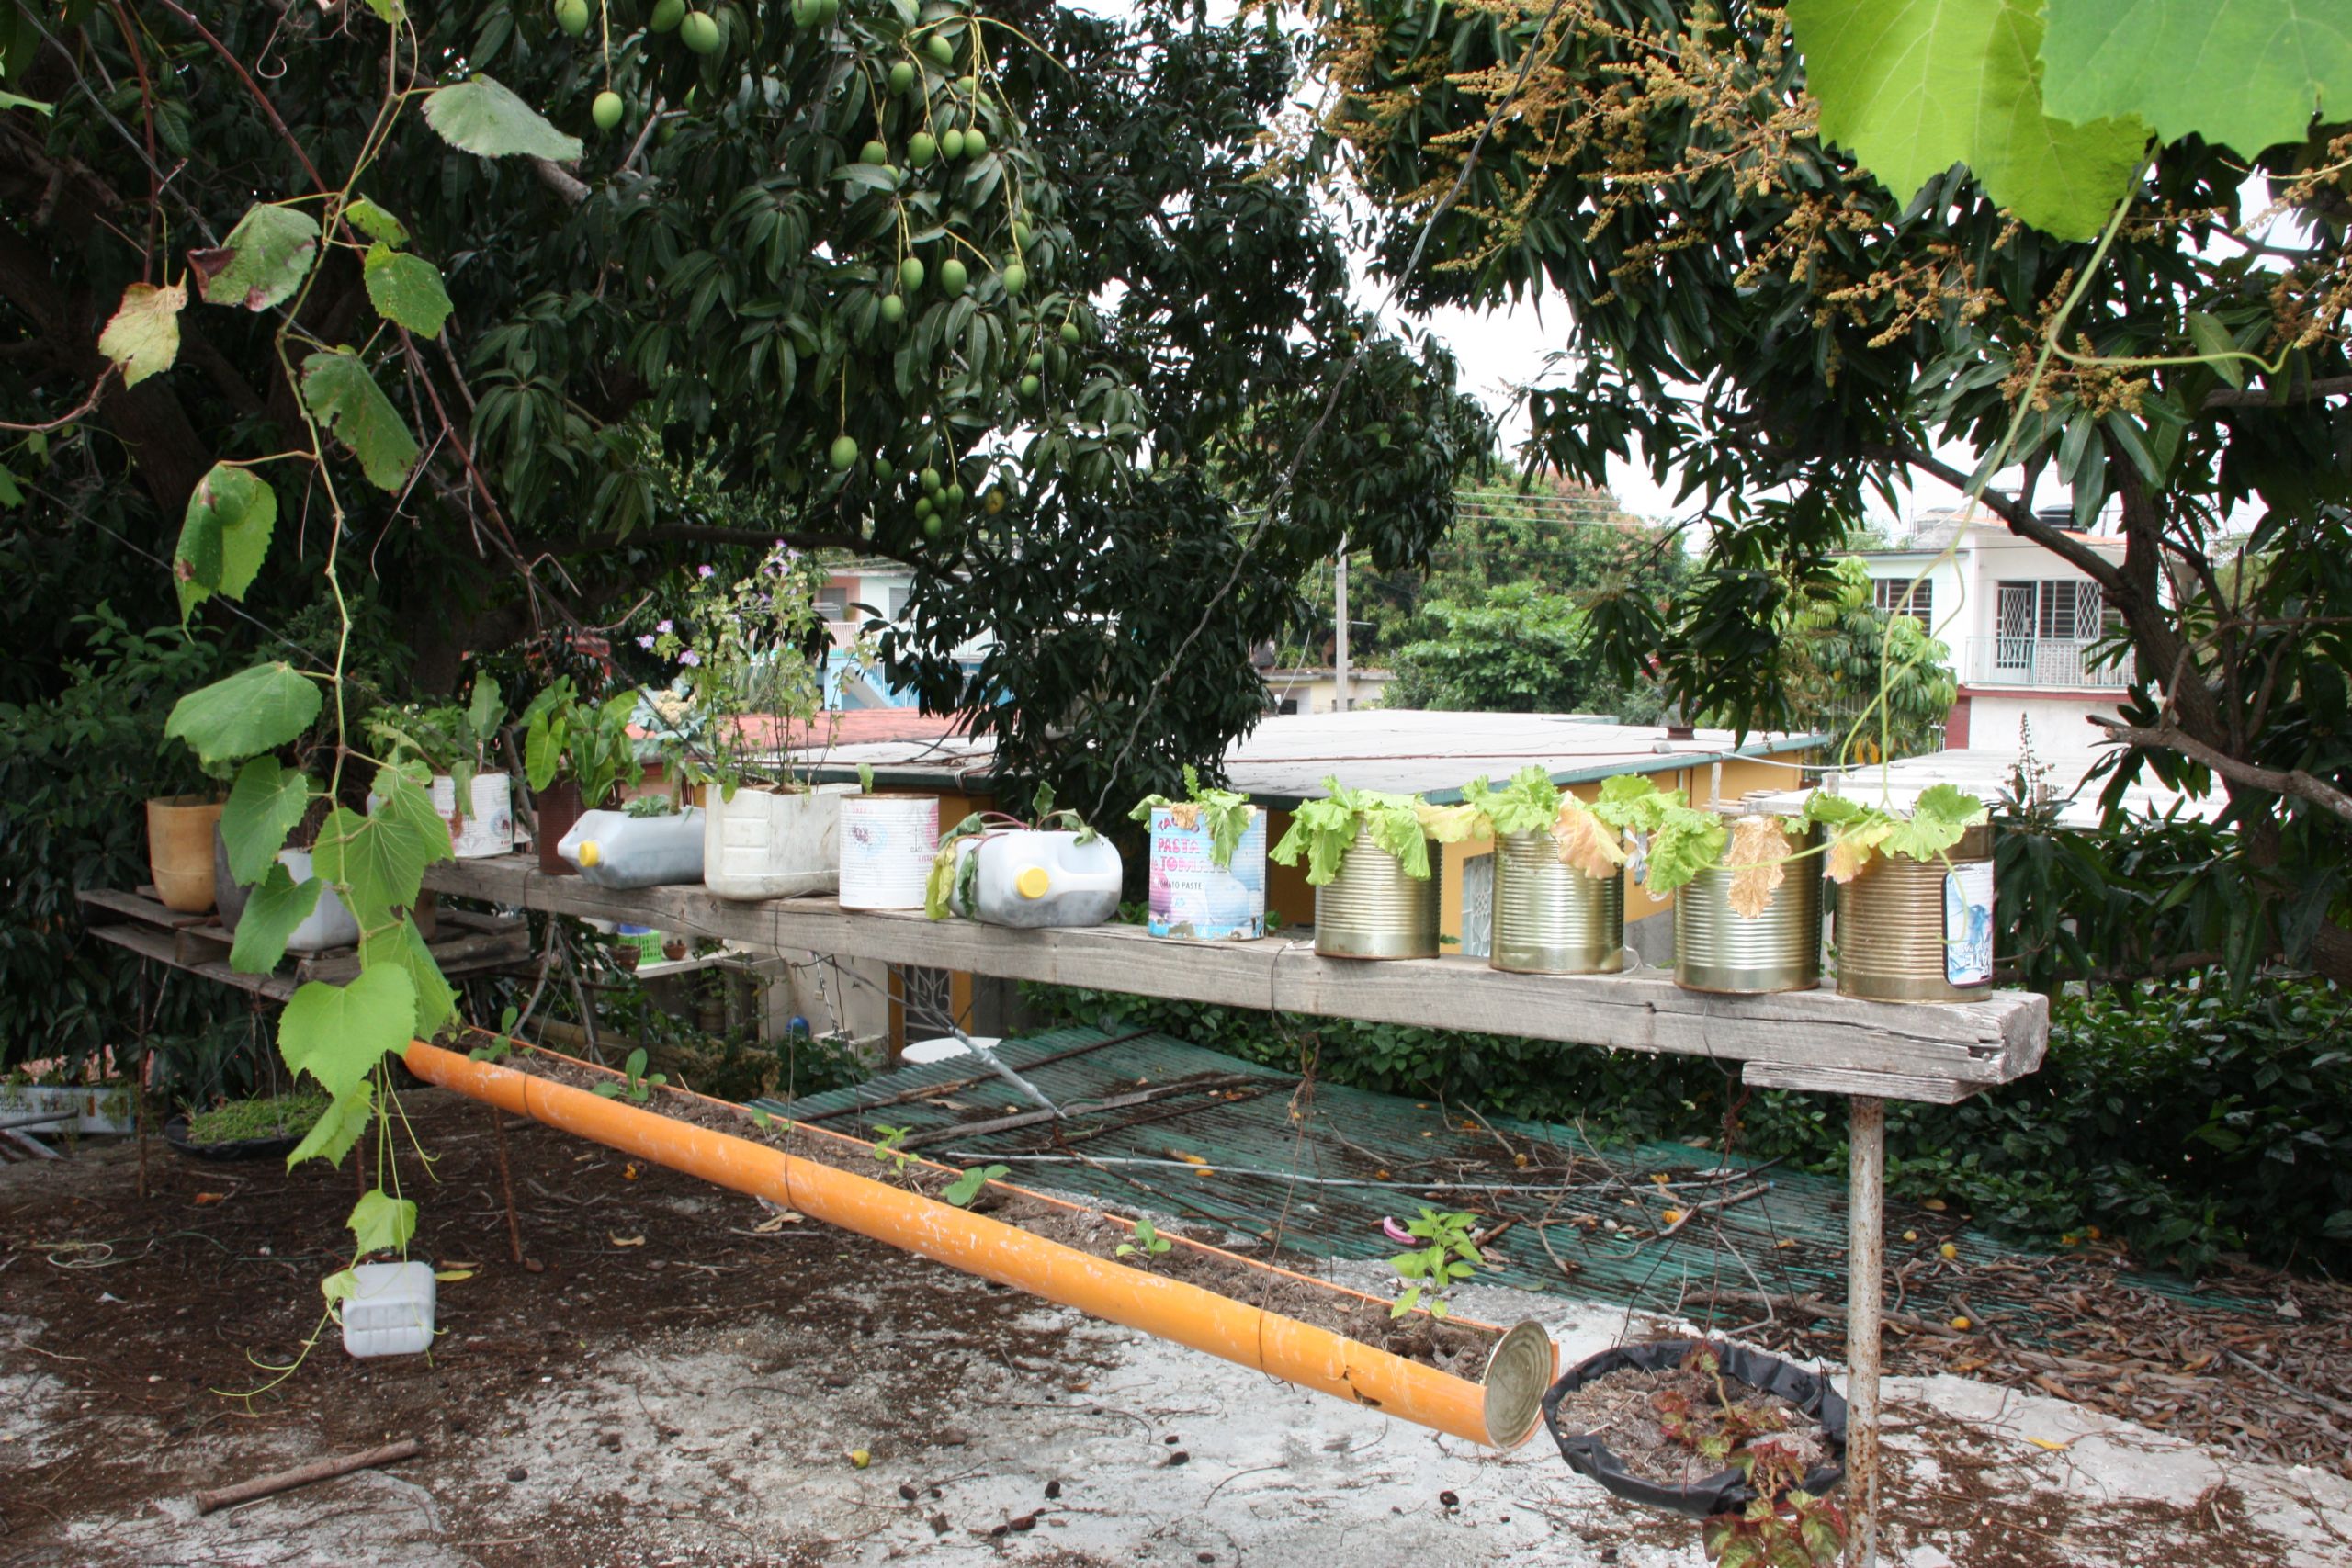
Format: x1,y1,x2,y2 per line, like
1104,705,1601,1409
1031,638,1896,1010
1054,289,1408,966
300,349,421,493
1789,0,2150,240
363,243,454,338
288,1082,371,1169
221,756,313,887
345,197,409,244
348,1188,417,1255
322,1267,359,1310
164,662,322,766
311,771,453,930
1722,815,1790,919
423,74,585,161
174,464,277,621
1882,784,1988,862
360,914,457,1039
96,280,184,389
1798,791,1870,827
228,864,323,974
278,966,418,1103
2041,0,2352,158
1642,807,1729,897
189,203,320,312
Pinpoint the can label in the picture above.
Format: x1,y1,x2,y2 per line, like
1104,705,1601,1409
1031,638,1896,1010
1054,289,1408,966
1943,861,1995,987
1148,808,1266,940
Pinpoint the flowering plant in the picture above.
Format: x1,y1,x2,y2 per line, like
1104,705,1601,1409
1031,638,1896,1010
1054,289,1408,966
640,545,870,796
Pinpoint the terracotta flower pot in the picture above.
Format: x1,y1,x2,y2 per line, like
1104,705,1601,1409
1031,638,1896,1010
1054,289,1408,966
535,780,583,876
146,795,222,914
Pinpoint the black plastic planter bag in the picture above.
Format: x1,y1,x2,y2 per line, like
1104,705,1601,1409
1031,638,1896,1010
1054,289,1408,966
1540,1338,1848,1518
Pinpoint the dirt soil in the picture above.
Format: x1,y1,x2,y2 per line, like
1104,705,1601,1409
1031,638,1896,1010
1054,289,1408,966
1548,1359,1826,1489
6,1089,2351,1567
522,1053,1502,1377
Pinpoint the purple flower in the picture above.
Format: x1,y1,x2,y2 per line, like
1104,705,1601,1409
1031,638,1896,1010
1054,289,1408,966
697,564,716,579
656,618,673,635
637,634,656,649
678,650,702,667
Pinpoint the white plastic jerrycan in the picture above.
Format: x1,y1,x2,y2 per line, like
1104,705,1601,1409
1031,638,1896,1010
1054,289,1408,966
558,807,707,889
950,829,1123,928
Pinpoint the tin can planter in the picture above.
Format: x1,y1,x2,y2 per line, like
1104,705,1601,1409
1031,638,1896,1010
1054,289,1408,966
1672,819,1822,995
1540,1338,1847,1518
432,772,514,859
1146,806,1267,940
839,794,940,910
1314,825,1439,960
1490,829,1624,975
1837,824,1996,1001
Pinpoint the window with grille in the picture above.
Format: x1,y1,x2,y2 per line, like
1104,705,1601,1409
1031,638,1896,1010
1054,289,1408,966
1871,578,1933,625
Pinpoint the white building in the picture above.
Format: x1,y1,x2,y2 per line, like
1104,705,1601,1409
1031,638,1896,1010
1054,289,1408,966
1844,508,2133,773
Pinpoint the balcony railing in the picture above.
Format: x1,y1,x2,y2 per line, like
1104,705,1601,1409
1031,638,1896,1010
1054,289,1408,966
1962,637,2136,690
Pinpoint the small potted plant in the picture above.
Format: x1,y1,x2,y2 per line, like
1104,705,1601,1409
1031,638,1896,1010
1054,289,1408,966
1801,784,1994,1001
1607,784,1822,996
1271,777,1481,960
1128,765,1266,940
366,678,514,858
165,1089,331,1161
519,679,647,875
647,547,865,900
1461,765,1638,975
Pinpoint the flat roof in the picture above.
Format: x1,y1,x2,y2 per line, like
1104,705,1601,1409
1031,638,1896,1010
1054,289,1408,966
786,709,1822,808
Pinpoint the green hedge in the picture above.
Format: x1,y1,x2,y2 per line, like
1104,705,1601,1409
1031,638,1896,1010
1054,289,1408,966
1027,974,2352,1278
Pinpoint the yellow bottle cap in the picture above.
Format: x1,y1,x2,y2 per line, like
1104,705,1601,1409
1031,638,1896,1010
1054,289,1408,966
578,840,602,868
1015,865,1050,899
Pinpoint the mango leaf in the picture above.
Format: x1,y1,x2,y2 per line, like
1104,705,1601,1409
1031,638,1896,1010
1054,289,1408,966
174,463,277,621
300,349,420,492
2041,0,2352,158
96,280,184,388
363,244,454,338
229,863,323,974
423,74,584,161
222,756,313,887
189,204,320,312
2185,311,2245,389
164,662,322,766
348,1188,417,1255
279,966,417,1101
360,914,457,1039
1788,0,2150,240
345,197,409,245
311,770,452,928
291,1083,375,1170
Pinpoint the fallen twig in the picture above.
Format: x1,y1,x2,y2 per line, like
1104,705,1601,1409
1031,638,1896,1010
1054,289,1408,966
192,1438,422,1515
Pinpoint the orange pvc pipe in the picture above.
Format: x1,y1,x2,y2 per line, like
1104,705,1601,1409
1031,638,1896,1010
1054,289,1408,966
406,1040,1528,1446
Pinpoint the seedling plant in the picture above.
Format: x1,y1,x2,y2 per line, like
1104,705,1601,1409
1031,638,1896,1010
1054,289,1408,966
1388,1207,1479,1318
1115,1215,1173,1266
943,1163,1008,1206
590,1047,668,1104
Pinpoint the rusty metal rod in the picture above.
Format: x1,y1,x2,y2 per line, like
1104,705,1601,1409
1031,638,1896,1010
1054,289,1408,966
1845,1095,1884,1568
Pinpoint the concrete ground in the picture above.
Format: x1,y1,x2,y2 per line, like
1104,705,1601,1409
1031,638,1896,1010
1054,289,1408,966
5,1102,2349,1566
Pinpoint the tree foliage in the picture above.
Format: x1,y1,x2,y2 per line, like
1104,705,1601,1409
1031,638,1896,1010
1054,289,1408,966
1322,0,2352,983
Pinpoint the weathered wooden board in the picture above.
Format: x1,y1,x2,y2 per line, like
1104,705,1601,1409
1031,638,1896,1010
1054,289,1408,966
85,921,299,1002
426,855,2047,1104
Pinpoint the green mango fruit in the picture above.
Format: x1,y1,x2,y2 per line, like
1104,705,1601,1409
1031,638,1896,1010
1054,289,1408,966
1012,220,1032,252
860,140,889,166
1059,320,1081,344
940,258,967,297
1019,373,1040,399
940,128,966,161
889,60,916,92
899,256,925,292
923,513,946,539
1025,351,1045,372
828,434,859,471
556,0,590,37
650,0,684,30
944,483,966,507
679,10,720,52
908,131,937,168
925,31,955,65
921,466,943,494
872,457,895,484
592,91,625,130
963,127,987,158
881,294,906,324
1001,262,1025,295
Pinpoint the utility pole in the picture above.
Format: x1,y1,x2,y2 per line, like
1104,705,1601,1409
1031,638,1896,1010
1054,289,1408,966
1333,535,1350,714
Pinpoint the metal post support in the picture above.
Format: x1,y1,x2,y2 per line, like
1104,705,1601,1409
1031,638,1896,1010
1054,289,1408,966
1845,1095,1884,1568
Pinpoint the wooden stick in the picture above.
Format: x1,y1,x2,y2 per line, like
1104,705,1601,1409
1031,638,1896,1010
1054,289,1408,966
193,1438,422,1515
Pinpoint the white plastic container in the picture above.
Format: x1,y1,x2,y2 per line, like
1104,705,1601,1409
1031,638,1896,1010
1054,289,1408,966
1145,806,1266,940
432,772,514,859
704,783,852,900
946,830,1123,929
340,1260,435,1359
558,807,707,889
277,848,362,953
840,794,939,909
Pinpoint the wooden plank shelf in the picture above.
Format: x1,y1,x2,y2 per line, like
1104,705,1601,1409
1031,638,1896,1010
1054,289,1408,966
424,854,2046,1106
77,886,531,998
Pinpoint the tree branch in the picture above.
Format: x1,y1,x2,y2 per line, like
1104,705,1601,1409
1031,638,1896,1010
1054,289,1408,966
529,157,590,207
2203,375,2352,411
2088,716,2352,826
1864,437,2132,599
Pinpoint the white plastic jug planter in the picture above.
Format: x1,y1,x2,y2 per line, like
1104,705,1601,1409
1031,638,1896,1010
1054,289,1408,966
945,829,1123,928
277,848,362,953
557,807,707,889
703,782,852,900
340,1260,435,1359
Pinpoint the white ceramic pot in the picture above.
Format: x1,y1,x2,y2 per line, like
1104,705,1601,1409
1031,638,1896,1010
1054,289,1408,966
702,782,852,900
